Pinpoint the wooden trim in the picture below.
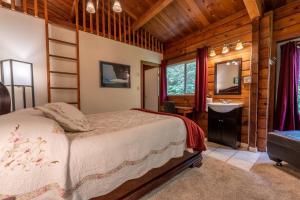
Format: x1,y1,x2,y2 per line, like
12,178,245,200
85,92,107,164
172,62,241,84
108,0,111,39
50,87,78,90
268,11,275,132
92,151,202,200
50,71,78,75
23,0,27,13
249,18,260,149
90,13,93,33
123,12,127,43
44,0,50,103
96,0,99,35
82,0,86,31
49,38,76,46
141,61,160,109
128,16,131,45
10,0,15,10
102,0,105,36
137,30,140,47
34,0,38,17
49,54,77,61
113,11,116,40
75,0,81,109
118,13,122,41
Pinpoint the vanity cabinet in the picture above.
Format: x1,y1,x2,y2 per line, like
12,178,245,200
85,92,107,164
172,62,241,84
208,107,242,149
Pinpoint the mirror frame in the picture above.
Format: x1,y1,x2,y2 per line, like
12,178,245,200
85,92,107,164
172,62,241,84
214,58,242,95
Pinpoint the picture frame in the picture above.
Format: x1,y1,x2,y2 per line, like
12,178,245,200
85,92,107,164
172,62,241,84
99,61,131,88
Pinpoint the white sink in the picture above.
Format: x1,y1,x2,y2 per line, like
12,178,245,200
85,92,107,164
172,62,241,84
208,102,243,113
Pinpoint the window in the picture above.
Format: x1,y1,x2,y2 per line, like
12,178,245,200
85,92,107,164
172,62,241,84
167,60,196,95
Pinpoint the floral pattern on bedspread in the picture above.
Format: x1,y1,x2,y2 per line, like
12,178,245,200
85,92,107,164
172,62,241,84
0,115,69,200
67,110,173,139
0,124,60,172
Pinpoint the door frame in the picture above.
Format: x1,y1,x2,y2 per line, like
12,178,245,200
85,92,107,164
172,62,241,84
140,61,160,110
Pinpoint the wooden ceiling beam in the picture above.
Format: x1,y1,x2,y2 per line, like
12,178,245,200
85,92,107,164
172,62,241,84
183,0,209,26
132,0,174,31
243,0,263,20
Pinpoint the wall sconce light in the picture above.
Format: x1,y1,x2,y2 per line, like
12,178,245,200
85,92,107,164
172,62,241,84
209,48,216,57
113,0,122,13
235,41,244,51
0,59,35,111
222,45,230,54
86,0,96,14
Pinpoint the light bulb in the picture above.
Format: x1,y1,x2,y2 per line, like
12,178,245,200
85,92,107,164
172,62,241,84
222,45,230,54
86,0,96,14
235,41,244,51
113,0,122,13
209,48,216,57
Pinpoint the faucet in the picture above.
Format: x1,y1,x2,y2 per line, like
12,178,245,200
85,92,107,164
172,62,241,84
220,99,232,104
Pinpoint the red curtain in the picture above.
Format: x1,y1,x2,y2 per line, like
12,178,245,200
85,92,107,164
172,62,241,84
195,47,208,112
160,60,168,105
274,42,300,131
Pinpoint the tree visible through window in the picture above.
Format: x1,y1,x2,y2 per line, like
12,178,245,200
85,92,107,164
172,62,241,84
167,61,196,95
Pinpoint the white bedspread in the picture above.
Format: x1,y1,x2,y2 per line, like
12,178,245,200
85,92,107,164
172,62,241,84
0,110,187,200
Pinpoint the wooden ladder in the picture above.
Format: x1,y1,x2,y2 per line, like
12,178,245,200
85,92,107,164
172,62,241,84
44,0,80,109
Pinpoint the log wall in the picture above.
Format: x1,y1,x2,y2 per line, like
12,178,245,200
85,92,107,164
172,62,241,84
164,10,252,144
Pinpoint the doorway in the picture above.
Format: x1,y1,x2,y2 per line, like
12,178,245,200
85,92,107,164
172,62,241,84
141,61,160,111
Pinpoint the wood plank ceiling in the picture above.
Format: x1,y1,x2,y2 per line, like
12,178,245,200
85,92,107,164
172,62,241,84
1,0,296,44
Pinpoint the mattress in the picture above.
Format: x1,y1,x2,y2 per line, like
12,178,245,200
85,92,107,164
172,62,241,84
0,109,187,200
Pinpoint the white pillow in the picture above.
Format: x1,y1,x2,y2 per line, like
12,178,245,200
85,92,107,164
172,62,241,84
36,102,92,132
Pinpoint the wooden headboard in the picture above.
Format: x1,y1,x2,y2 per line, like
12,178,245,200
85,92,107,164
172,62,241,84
0,82,11,115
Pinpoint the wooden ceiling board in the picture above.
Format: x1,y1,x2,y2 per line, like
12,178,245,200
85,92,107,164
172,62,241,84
11,0,296,43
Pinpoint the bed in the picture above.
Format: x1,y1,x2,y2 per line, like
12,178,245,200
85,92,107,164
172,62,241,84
0,82,205,200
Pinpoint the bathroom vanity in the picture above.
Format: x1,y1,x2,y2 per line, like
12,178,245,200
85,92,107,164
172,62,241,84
208,103,243,149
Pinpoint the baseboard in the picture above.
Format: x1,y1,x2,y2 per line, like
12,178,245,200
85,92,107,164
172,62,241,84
240,143,248,149
248,146,258,153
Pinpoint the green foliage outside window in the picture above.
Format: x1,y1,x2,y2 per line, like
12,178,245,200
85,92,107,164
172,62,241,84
167,61,196,95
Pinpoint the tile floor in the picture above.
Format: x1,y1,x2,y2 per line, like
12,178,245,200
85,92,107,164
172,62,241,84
204,142,261,171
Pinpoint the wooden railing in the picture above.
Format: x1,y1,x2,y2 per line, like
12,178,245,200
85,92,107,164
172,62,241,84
0,0,164,53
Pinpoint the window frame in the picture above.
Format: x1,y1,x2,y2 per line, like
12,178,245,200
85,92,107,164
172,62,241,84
166,59,196,96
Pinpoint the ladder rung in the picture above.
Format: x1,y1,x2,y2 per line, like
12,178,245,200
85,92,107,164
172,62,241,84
50,71,78,75
50,87,78,90
49,54,77,61
49,38,77,46
67,102,78,104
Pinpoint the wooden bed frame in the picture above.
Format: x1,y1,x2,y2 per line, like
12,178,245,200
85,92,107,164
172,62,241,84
0,82,203,200
93,151,202,200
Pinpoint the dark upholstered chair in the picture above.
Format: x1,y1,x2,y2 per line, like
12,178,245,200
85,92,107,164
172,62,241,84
267,131,300,169
0,82,11,115
163,101,176,114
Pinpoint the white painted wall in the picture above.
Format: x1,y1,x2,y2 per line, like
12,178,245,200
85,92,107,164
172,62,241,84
79,32,162,114
0,8,47,106
0,8,162,113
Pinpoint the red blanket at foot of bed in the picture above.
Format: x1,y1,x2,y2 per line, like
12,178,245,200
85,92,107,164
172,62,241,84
132,109,207,152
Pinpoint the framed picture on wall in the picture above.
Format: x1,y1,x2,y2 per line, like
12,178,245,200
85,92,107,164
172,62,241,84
99,61,131,88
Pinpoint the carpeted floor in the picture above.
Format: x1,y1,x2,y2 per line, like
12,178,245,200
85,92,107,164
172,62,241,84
142,153,300,200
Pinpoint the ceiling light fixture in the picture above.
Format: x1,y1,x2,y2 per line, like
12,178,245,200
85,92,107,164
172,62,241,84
235,40,244,51
113,0,122,13
222,45,230,54
209,48,216,57
86,0,96,14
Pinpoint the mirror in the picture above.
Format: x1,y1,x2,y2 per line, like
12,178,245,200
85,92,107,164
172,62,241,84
215,59,242,95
